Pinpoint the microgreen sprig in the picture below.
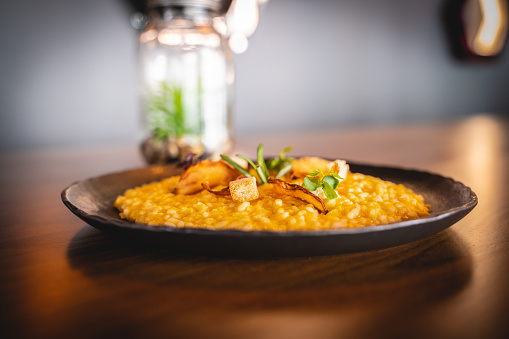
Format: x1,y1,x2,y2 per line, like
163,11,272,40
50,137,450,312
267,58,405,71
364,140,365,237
256,144,269,183
303,169,343,199
220,144,293,185
230,144,269,184
266,145,294,179
220,154,252,177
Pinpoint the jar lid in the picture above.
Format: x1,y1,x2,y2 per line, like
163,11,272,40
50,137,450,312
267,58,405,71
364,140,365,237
146,0,232,14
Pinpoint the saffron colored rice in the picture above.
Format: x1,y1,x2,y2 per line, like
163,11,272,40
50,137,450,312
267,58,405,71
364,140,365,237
114,172,430,231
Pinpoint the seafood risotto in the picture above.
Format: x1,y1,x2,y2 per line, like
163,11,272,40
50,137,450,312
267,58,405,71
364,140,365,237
114,146,430,231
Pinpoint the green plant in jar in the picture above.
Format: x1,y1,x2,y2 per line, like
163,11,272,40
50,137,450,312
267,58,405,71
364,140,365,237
147,80,203,140
141,79,205,164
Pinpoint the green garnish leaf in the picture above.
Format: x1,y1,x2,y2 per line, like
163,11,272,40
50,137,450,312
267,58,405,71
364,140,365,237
307,176,322,186
303,176,320,191
257,144,269,181
302,169,340,200
275,163,293,179
236,154,257,171
328,171,343,181
220,154,252,178
221,144,294,185
279,145,293,161
308,169,322,178
322,175,339,190
255,167,268,184
266,145,294,174
322,181,339,199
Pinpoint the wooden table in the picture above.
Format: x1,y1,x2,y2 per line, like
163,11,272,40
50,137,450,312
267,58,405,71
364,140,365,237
1,114,508,339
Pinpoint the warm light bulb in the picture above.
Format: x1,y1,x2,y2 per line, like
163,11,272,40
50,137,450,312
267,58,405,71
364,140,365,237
464,0,508,56
227,0,260,38
224,0,266,54
229,33,249,54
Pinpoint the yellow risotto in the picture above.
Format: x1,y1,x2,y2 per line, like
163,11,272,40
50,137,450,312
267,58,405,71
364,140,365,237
114,172,430,231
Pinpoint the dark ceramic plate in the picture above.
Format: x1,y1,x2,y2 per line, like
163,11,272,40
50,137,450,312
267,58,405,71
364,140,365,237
61,162,477,258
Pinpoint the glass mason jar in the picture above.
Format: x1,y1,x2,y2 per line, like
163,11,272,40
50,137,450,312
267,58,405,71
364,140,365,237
138,0,234,164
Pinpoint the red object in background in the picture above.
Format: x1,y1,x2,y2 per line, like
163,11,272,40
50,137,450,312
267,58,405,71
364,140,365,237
443,0,508,61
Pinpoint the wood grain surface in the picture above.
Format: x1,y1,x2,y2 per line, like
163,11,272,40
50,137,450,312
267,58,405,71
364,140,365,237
1,114,508,339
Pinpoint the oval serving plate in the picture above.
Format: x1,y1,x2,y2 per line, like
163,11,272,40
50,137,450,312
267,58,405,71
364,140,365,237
61,162,477,258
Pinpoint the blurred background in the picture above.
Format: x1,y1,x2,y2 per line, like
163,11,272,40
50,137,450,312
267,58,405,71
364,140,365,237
1,0,508,150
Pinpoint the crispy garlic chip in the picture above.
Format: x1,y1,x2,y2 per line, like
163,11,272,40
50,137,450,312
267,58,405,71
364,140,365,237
290,157,349,183
268,178,328,214
176,160,240,195
290,157,332,179
202,181,231,196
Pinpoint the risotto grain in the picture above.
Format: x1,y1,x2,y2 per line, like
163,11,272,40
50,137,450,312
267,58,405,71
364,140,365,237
114,172,430,231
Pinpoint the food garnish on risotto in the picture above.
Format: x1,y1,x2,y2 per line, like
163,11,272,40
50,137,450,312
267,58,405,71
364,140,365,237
114,145,430,231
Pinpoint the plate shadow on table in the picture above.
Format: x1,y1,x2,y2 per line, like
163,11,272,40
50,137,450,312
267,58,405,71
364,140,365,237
67,224,473,311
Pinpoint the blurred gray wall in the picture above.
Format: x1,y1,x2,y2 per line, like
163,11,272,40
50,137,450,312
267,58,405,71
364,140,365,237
1,0,508,149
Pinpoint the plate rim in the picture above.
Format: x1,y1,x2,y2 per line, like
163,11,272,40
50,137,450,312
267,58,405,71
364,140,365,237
61,161,478,238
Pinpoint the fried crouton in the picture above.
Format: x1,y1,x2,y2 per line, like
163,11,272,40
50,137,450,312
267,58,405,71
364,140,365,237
229,177,259,203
